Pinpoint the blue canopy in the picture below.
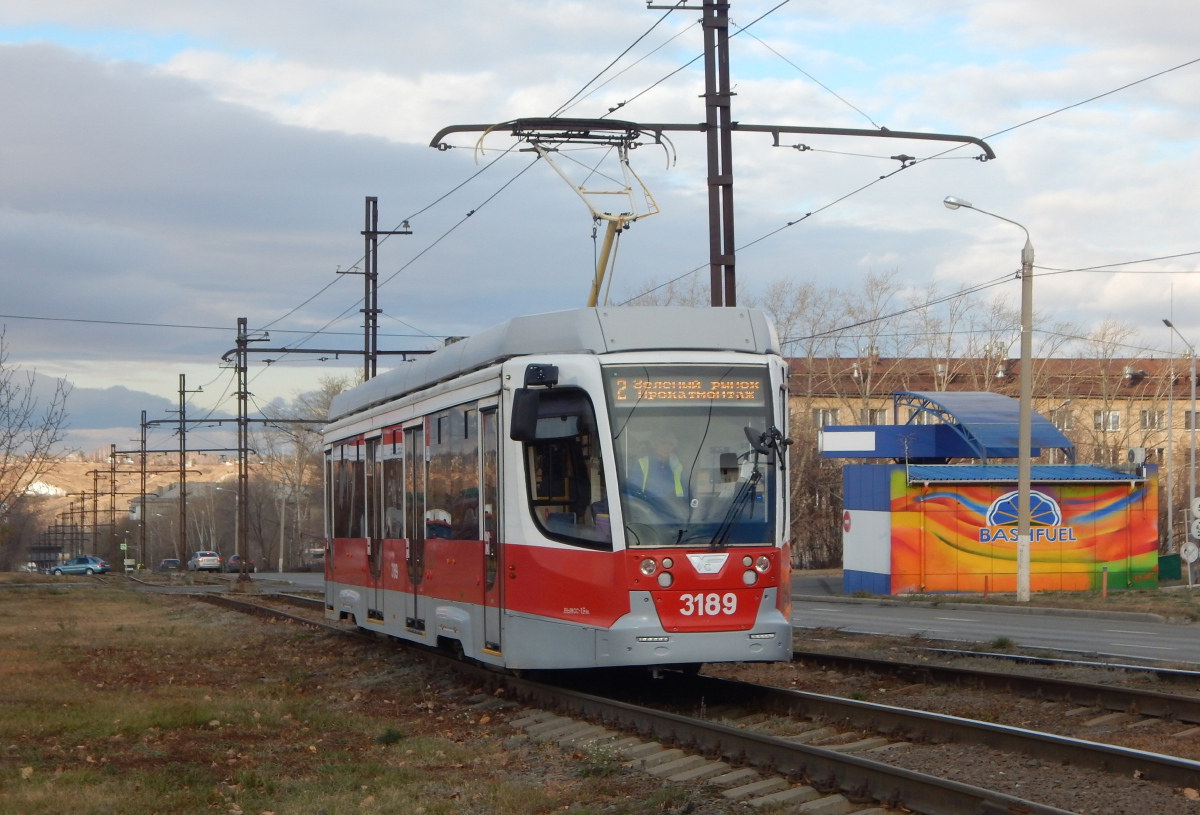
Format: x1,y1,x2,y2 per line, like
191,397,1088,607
893,391,1074,464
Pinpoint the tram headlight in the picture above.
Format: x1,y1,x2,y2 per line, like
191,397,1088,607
639,558,657,576
742,555,752,567
742,570,758,586
755,556,771,573
657,571,673,588
661,557,673,569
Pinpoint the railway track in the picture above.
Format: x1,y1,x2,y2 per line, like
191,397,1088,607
189,591,1200,814
791,648,1200,731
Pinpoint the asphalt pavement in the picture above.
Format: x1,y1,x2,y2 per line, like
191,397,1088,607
788,572,1200,665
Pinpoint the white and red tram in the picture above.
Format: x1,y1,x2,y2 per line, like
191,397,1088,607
322,307,793,670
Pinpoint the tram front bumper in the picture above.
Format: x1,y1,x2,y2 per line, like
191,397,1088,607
598,588,792,667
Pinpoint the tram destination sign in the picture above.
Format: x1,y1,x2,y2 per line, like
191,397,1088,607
607,367,765,406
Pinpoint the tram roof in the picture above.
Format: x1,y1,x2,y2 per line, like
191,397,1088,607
327,307,780,423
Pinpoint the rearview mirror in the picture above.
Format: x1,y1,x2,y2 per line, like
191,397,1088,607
510,388,540,442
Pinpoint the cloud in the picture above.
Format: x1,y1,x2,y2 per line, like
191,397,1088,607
0,0,1199,428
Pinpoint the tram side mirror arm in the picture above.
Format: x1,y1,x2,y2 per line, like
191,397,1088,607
744,426,773,456
511,388,540,442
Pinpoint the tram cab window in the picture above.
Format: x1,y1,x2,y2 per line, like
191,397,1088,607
604,365,775,548
515,388,612,550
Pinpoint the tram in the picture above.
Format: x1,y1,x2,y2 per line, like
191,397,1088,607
322,307,793,670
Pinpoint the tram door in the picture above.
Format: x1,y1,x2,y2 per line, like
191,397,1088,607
403,425,426,632
364,437,384,622
481,407,503,653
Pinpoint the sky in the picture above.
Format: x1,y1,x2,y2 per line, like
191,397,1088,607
2,0,1199,452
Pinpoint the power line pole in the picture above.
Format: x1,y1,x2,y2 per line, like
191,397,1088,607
237,319,249,583
139,410,147,567
178,375,188,562
698,0,735,306
353,196,412,381
364,197,378,381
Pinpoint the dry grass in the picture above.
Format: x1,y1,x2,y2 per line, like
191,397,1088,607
0,586,721,815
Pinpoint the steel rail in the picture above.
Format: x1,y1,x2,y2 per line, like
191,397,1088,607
192,592,1074,815
794,648,1200,726
494,671,1073,815
923,647,1200,683
679,672,1200,789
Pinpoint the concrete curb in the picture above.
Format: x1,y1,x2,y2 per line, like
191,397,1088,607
790,593,1170,623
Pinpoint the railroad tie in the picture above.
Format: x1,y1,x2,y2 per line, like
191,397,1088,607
744,784,819,809
785,725,836,743
706,767,760,788
508,710,555,728
721,776,789,801
631,747,686,770
1171,726,1200,739
666,760,731,783
646,754,708,777
825,736,891,753
618,741,665,759
1081,711,1136,728
532,722,595,744
556,725,608,747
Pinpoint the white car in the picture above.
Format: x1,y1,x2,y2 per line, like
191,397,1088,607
187,551,221,572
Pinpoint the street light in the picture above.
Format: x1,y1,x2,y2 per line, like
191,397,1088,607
1164,319,1196,554
945,195,1035,602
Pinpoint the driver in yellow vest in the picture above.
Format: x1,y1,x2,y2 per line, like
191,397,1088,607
638,434,685,501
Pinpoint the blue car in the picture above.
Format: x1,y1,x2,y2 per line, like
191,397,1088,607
52,556,110,576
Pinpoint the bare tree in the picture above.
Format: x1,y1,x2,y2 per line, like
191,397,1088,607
0,330,70,569
253,374,354,570
617,273,710,307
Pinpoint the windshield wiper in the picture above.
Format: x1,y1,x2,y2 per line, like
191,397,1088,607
708,461,761,551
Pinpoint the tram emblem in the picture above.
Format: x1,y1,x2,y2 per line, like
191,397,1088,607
687,552,729,574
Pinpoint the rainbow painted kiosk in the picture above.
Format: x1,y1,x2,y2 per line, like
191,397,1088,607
820,392,1158,595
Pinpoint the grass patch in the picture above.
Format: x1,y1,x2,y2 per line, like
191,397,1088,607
374,727,405,745
0,588,684,814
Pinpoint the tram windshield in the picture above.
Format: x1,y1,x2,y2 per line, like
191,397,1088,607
603,364,775,548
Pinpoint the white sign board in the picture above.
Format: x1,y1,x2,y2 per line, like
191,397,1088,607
1192,519,1200,541
1191,497,1200,519
1182,541,1199,565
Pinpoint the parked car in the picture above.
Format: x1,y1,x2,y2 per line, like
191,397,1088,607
156,558,180,572
224,554,256,573
51,556,109,576
187,551,221,572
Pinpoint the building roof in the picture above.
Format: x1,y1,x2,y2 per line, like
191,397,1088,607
787,355,1188,400
905,464,1144,484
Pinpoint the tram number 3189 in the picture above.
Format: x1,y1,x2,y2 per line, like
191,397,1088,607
680,592,737,616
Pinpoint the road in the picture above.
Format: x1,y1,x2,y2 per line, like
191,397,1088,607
789,598,1200,665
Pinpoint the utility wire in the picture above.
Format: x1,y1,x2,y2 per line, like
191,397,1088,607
259,143,522,335
550,1,684,118
732,21,881,129
599,0,792,119
558,22,700,117
623,55,1200,306
248,156,543,381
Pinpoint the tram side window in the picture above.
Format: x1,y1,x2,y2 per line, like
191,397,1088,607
382,454,404,539
519,388,612,550
425,405,480,540
332,452,365,539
